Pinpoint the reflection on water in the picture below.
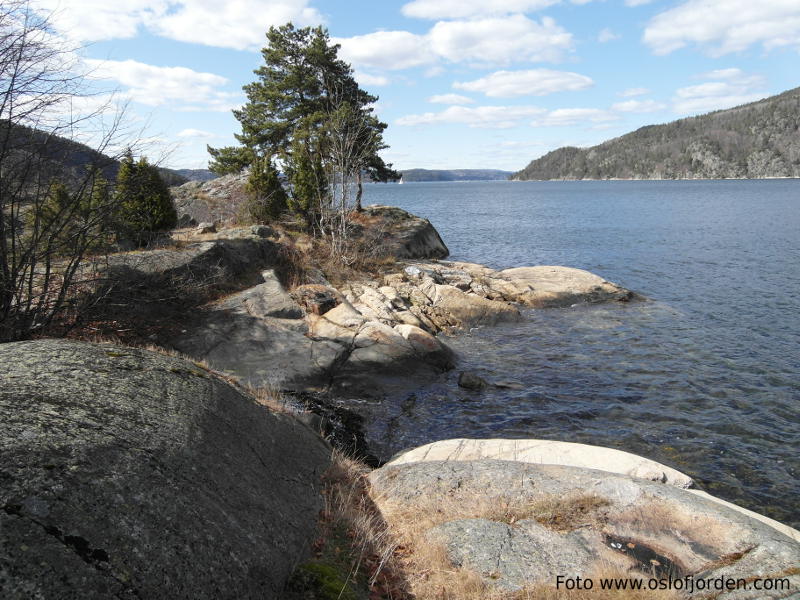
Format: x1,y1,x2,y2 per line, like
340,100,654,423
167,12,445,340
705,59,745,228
358,179,800,528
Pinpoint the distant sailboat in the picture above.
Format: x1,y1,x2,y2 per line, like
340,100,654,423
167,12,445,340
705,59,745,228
398,175,403,184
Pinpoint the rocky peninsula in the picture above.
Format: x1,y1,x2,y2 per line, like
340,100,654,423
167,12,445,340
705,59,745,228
2,187,798,599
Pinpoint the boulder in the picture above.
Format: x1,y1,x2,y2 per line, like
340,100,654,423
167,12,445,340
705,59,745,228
498,265,636,307
369,457,800,597
171,172,249,225
105,238,282,295
331,321,455,398
0,339,330,599
196,221,216,234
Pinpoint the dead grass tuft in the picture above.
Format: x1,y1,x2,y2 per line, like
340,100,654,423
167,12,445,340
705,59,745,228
299,450,411,598
372,491,617,599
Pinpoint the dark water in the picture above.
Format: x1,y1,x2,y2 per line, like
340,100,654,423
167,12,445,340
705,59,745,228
360,179,800,528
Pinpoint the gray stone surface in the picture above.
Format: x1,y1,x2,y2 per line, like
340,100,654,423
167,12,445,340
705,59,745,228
428,518,593,590
220,269,304,319
173,311,345,390
369,460,800,598
0,339,330,599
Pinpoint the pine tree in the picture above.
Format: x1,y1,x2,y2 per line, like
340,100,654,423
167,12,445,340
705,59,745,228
27,182,74,254
115,154,177,245
207,23,398,227
244,155,288,223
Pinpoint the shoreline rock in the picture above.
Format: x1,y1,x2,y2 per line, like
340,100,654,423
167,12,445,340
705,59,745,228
0,339,330,599
368,445,800,598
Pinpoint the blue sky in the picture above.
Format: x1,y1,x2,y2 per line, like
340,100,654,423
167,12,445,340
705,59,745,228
37,0,800,171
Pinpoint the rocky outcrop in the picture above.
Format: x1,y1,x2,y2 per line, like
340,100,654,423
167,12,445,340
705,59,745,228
342,260,636,334
173,272,454,396
499,265,637,307
99,212,636,398
171,172,249,226
105,236,283,298
0,339,330,599
369,441,800,597
360,205,449,259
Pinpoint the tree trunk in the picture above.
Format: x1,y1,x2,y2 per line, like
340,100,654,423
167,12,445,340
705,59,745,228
355,170,363,212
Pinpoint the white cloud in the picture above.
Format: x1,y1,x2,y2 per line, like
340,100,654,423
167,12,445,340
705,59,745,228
429,16,573,64
401,0,559,19
35,0,323,50
32,0,162,41
619,87,650,97
335,31,434,70
155,1,323,50
597,28,620,42
177,128,215,138
643,0,800,56
673,70,768,114
84,59,239,112
354,71,390,87
611,99,667,113
454,69,593,98
697,68,747,80
397,105,546,128
625,0,653,6
533,108,618,126
428,94,475,105
337,15,573,71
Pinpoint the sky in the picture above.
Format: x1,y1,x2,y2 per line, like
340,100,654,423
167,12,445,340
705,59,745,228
34,0,800,171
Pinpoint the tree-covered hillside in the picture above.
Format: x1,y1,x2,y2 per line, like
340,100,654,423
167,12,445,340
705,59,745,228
513,87,800,180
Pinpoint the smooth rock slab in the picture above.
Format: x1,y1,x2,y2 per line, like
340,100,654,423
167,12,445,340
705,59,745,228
0,339,330,600
499,265,636,307
173,311,344,390
387,438,695,488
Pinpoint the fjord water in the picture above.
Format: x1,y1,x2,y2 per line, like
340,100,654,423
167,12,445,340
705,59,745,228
361,179,800,528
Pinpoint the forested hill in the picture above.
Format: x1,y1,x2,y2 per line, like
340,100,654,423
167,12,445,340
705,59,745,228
512,87,800,181
2,121,192,186
400,169,512,182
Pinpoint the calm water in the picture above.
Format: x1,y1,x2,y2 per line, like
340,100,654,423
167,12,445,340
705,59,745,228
360,179,800,528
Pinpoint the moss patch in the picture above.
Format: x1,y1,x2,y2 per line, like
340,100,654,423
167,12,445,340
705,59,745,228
285,561,358,600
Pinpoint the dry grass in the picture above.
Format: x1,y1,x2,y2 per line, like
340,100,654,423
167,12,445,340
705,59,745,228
371,491,619,600
613,499,735,551
305,450,411,598
245,383,295,415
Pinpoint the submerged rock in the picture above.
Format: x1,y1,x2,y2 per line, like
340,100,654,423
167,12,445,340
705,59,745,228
457,371,489,391
0,339,330,599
